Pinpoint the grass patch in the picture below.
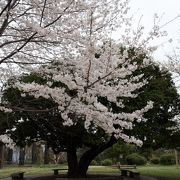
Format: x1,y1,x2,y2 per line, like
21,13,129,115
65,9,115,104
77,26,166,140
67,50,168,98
138,165,180,180
0,165,68,179
0,164,180,179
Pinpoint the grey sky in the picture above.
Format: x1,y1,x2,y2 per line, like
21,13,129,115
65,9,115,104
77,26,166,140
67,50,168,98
122,0,180,61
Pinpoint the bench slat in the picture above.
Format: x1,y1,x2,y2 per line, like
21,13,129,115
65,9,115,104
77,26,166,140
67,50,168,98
52,168,68,175
119,165,136,169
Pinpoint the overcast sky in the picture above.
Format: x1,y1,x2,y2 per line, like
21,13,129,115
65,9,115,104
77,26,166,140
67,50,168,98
118,0,180,62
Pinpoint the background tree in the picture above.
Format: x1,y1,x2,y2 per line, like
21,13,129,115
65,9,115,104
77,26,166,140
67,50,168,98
44,143,50,164
19,147,25,165
31,143,38,164
130,65,180,149
0,142,4,168
6,148,13,164
102,140,136,163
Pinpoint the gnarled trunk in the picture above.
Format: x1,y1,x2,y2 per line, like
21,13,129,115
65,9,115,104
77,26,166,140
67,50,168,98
78,136,117,177
66,136,117,177
67,147,79,177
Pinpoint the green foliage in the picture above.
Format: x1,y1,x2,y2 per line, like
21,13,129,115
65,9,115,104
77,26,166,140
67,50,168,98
160,154,175,165
90,160,98,166
138,147,153,161
126,153,147,165
150,157,160,164
101,159,112,166
128,64,180,149
102,140,136,163
21,73,47,84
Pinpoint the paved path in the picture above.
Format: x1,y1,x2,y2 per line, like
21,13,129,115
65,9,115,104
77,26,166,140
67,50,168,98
123,175,157,180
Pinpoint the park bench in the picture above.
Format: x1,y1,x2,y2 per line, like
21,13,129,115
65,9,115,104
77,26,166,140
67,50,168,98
119,164,137,169
52,168,68,175
115,164,140,179
11,172,24,180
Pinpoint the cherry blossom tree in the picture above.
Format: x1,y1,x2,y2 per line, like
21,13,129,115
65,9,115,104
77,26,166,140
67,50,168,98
0,46,155,176
0,0,174,175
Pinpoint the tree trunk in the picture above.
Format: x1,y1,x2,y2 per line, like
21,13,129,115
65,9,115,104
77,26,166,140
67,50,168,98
0,142,4,169
78,136,117,177
19,147,25,165
66,136,117,177
32,143,37,164
67,148,79,177
175,149,179,169
44,143,49,164
36,144,43,163
7,148,13,164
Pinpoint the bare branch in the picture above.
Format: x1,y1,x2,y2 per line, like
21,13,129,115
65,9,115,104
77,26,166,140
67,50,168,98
40,0,47,27
0,32,37,64
44,0,75,28
0,0,13,17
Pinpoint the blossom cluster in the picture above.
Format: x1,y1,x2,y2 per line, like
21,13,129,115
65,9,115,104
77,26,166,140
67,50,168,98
12,45,153,146
0,106,12,113
0,134,15,149
0,0,168,84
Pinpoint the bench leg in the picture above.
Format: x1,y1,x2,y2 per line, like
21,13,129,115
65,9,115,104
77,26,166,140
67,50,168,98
54,169,59,175
12,177,23,180
121,170,128,176
129,172,140,178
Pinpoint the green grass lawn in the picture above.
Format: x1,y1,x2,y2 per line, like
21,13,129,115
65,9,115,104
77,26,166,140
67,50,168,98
0,165,68,179
138,165,180,180
0,165,180,180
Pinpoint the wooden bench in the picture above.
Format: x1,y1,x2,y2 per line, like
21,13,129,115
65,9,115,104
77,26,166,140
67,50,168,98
11,172,24,180
116,164,140,178
52,168,68,175
119,164,136,169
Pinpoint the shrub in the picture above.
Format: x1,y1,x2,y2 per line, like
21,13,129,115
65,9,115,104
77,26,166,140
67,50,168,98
160,154,175,165
126,153,147,165
101,159,112,166
90,160,98,165
150,157,160,164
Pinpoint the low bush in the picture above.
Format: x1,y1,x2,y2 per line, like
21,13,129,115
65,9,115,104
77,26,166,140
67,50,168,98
160,154,175,165
150,157,160,164
126,153,147,165
101,159,112,166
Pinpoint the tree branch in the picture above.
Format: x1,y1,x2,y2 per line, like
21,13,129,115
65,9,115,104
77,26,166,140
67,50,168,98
40,0,47,27
0,32,37,64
